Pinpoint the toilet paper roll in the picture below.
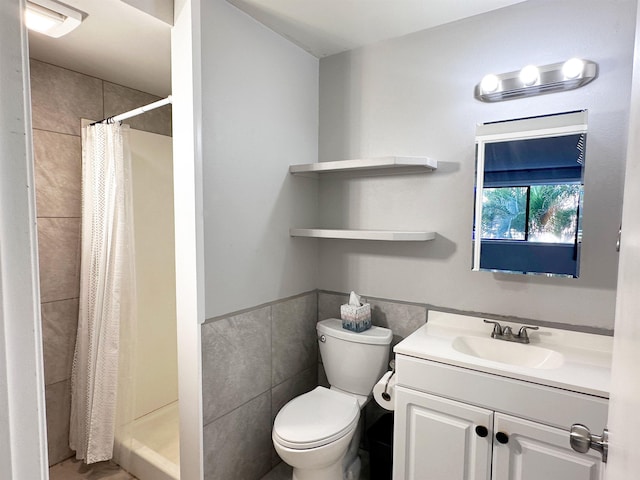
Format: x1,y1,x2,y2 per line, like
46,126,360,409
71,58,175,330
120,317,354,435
373,371,396,411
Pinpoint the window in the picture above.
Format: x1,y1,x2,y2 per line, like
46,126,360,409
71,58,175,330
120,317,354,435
482,184,582,243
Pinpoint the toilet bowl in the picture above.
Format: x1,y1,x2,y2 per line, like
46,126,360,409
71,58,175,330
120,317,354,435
272,319,393,480
273,387,360,480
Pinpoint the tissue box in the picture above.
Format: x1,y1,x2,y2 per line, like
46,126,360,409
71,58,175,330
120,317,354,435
340,303,372,332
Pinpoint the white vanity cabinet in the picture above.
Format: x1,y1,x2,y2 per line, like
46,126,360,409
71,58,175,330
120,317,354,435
391,311,612,480
394,386,493,480
393,355,607,480
492,413,603,480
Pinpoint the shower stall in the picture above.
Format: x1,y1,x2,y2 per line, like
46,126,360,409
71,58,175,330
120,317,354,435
72,115,179,479
113,127,179,480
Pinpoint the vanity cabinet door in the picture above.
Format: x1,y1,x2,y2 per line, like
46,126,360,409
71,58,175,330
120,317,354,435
492,413,604,480
393,386,493,480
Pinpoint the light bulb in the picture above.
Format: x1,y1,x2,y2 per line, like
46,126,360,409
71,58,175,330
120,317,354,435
480,74,500,94
519,65,539,86
562,58,585,79
25,7,64,33
24,0,85,38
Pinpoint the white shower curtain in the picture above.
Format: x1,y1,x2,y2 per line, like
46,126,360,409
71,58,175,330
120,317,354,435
70,123,136,464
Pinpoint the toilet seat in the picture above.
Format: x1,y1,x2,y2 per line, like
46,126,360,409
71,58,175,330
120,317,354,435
273,387,360,449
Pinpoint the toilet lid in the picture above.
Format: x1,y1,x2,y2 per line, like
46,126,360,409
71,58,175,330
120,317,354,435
273,387,360,449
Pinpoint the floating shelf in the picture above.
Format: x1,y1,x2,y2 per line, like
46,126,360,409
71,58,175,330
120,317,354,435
290,156,437,176
290,228,436,242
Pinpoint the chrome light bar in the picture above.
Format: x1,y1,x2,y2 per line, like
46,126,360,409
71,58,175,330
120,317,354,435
474,59,598,103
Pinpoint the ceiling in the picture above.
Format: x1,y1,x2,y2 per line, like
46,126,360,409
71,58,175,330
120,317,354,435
27,0,526,97
228,0,526,58
27,0,172,97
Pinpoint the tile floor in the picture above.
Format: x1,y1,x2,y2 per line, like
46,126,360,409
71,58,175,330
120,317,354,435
50,450,371,480
260,461,292,480
49,457,137,480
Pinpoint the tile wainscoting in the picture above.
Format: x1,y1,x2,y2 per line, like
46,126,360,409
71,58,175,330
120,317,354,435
201,290,430,480
201,292,318,480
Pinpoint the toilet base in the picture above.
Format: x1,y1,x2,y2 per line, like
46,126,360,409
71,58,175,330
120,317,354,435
344,455,361,480
289,452,361,480
291,461,344,480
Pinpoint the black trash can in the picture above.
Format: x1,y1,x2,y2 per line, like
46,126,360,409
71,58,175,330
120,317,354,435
367,413,394,480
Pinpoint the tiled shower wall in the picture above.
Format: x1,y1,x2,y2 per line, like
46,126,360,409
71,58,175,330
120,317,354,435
30,59,171,466
200,290,430,480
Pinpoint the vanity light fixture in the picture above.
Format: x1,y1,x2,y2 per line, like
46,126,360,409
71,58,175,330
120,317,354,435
474,58,598,102
25,0,86,38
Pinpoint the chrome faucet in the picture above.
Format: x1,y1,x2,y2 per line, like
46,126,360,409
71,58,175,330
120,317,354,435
483,320,539,344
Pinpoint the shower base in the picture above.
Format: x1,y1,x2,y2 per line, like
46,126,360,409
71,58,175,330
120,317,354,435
115,401,180,480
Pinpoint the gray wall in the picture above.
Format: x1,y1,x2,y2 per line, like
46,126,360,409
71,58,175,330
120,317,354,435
198,2,321,477
201,292,317,479
30,59,171,466
200,0,319,320
317,0,636,330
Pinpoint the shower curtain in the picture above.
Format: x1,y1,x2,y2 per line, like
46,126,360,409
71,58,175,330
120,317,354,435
70,123,136,464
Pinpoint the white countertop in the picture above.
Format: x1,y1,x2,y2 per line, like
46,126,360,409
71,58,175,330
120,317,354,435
393,311,612,398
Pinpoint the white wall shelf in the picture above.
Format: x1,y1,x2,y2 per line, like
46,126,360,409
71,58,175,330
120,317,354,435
290,228,435,242
290,156,437,242
289,156,437,176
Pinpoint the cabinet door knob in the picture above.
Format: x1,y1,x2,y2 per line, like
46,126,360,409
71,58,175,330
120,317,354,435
496,432,509,444
570,424,609,463
475,426,489,438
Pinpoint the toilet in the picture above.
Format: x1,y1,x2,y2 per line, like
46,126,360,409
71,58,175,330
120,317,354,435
272,318,393,480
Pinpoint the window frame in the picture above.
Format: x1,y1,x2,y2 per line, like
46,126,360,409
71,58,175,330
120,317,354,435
473,111,588,276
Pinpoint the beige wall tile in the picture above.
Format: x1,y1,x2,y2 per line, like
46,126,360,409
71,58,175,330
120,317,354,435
37,218,81,303
34,130,81,218
318,291,348,321
42,299,79,386
203,392,272,480
30,60,103,136
271,367,316,423
367,297,427,349
271,293,318,386
103,82,172,136
46,380,74,466
201,306,271,425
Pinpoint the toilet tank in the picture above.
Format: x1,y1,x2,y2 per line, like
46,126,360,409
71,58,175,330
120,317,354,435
317,318,393,396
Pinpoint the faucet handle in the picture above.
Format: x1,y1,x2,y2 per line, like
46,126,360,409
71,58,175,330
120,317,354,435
517,325,539,341
484,319,503,337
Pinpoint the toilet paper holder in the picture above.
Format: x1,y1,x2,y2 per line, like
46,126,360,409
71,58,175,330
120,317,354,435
382,360,396,401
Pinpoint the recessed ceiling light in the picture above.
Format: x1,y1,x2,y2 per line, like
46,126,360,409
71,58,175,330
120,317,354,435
25,0,86,38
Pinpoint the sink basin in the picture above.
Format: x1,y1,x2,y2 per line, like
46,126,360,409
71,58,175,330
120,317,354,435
393,311,612,397
452,336,565,370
